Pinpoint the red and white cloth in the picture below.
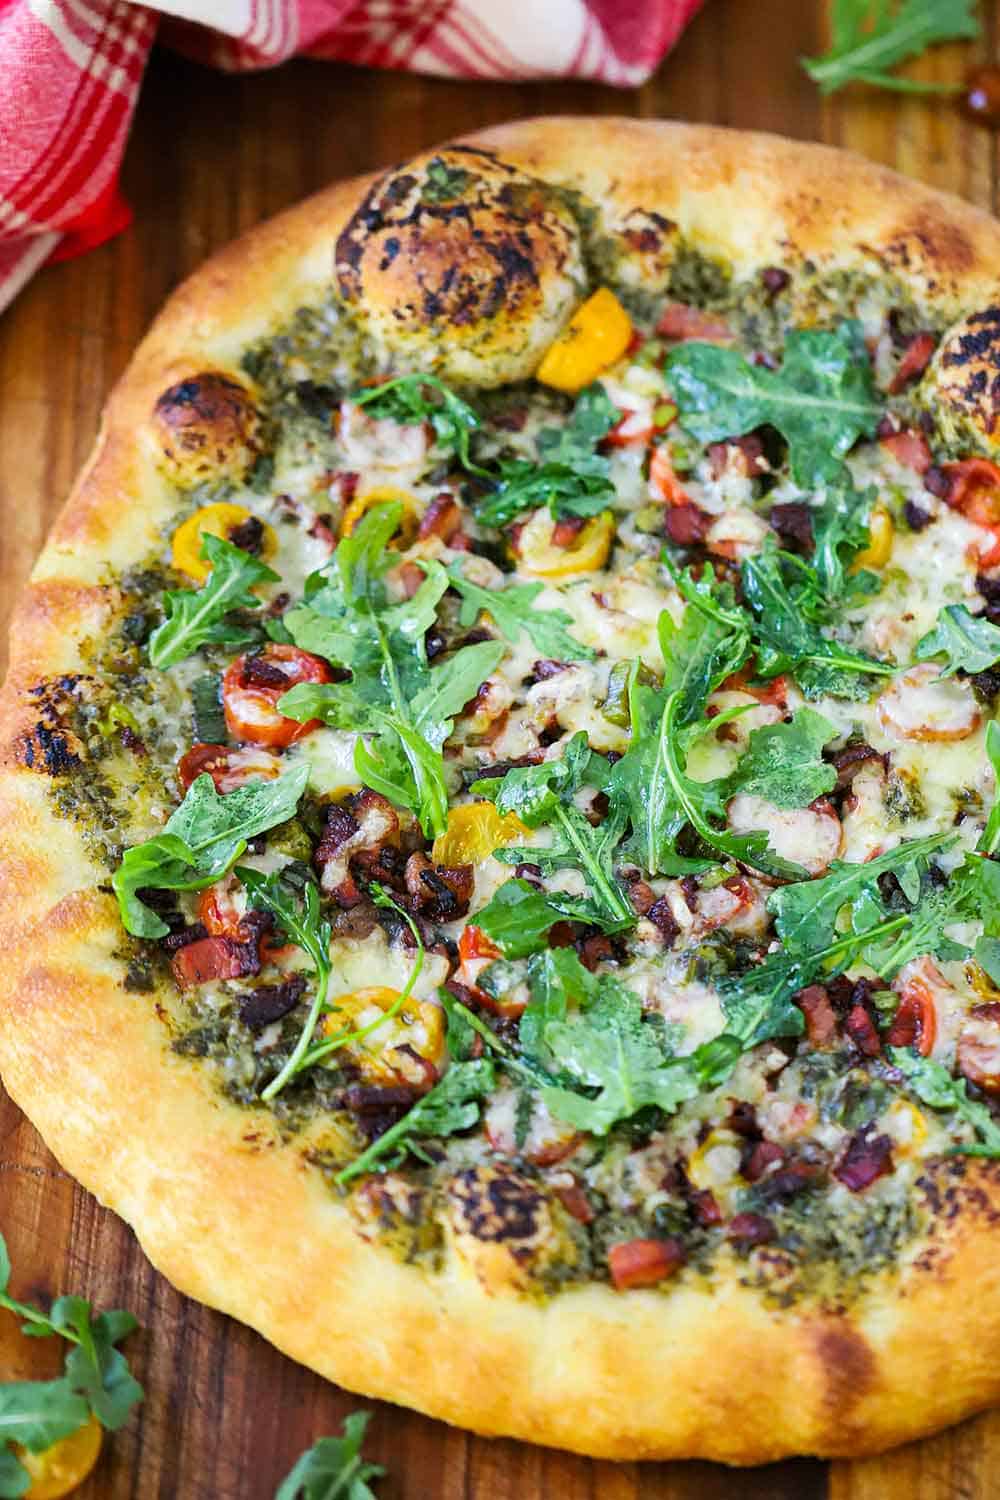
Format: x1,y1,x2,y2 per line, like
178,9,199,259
0,0,704,314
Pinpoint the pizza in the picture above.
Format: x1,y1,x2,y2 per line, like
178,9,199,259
8,118,1000,1465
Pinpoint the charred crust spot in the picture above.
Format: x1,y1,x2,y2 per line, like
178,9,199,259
450,1167,544,1245
814,1320,876,1415
14,675,88,775
883,212,975,279
152,371,260,483
941,305,1000,369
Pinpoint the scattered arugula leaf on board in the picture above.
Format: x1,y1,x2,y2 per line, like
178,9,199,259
665,322,882,490
802,0,979,96
351,374,487,474
473,732,635,932
720,707,838,808
915,604,1000,677
275,1411,385,1500
890,1048,1000,1157
0,1232,143,1497
112,763,309,939
335,1059,495,1185
236,865,333,1101
437,559,595,662
280,503,503,836
148,534,278,670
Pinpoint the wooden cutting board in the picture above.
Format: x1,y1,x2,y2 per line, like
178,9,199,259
2,4,1000,1493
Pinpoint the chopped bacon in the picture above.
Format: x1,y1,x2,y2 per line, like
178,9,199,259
834,1126,893,1192
314,790,400,900
827,742,886,792
239,975,307,1030
845,1004,881,1058
608,1237,685,1290
690,1189,722,1226
726,1212,775,1246
656,302,734,343
418,493,463,542
551,1179,594,1224
888,331,937,394
171,935,260,987
707,434,767,480
795,985,838,1048
769,501,814,554
879,426,932,475
404,852,474,921
664,501,710,545
743,1140,784,1182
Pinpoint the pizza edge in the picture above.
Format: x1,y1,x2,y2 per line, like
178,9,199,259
3,118,1000,1462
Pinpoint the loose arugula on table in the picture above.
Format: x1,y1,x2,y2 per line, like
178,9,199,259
665,322,882,489
274,1412,384,1500
472,731,635,934
278,503,503,837
915,604,1000,677
0,1233,142,1499
113,763,309,939
432,559,595,663
802,0,980,96
148,534,277,670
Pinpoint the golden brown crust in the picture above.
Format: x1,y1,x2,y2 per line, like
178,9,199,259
7,119,1000,1463
151,371,261,486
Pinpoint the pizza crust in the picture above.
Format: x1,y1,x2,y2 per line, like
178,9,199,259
5,119,1000,1462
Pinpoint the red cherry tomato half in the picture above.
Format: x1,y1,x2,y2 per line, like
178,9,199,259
177,743,282,793
222,644,331,748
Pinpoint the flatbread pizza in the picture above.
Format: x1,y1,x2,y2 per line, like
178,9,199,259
6,118,1000,1462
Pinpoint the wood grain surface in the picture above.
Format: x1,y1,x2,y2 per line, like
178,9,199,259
2,3,1000,1494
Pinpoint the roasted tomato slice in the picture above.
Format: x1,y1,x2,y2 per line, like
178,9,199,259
177,742,281,793
222,644,331,748
940,457,1000,566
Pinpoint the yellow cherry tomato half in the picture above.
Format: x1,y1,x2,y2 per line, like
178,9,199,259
340,486,420,545
516,509,615,578
16,1416,102,1500
849,503,894,573
432,802,529,866
321,987,445,1085
535,288,633,394
170,502,276,582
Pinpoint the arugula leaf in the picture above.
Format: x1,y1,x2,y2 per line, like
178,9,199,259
280,504,503,836
351,374,486,474
519,947,599,1056
810,480,877,602
335,1059,495,1184
768,831,955,956
148,534,277,670
890,1048,1000,1157
802,0,979,96
741,544,892,698
113,764,309,938
275,1412,385,1500
472,878,606,958
0,1232,143,1491
666,322,881,490
980,721,1000,856
438,560,594,663
915,604,1000,677
722,707,837,809
539,976,699,1134
474,734,634,932
236,867,332,1101
475,384,617,528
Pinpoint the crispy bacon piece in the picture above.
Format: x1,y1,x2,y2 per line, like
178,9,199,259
845,1004,880,1058
887,331,937,394
239,975,307,1030
707,434,767,479
834,1126,893,1192
743,1140,784,1183
726,1213,775,1245
608,1237,685,1290
171,935,260,988
827,742,886,792
404,853,474,921
417,493,463,542
551,1179,595,1224
795,985,838,1048
769,501,814,554
664,501,710,545
314,791,400,901
656,302,733,343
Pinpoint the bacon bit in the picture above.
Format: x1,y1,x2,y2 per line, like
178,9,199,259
769,501,814,554
551,515,587,548
761,266,791,299
656,302,734,343
239,975,307,1030
664,502,711,546
418,493,462,542
552,1180,594,1224
404,852,474,921
578,933,614,971
646,896,680,945
627,878,656,916
690,1189,723,1226
744,1140,784,1182
171,935,260,987
888,331,937,394
726,1212,775,1246
707,434,767,480
307,513,336,553
827,742,886,792
608,1237,685,1290
722,668,788,709
649,445,690,506
845,1004,881,1058
795,985,839,1049
880,427,932,475
834,1127,893,1192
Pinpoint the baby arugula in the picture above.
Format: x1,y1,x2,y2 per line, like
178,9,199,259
350,374,487,474
278,503,503,837
915,603,1000,677
148,534,277,670
471,731,635,933
274,1411,384,1500
890,1048,1000,1158
0,1232,142,1499
113,763,309,939
665,321,883,490
432,559,595,663
335,1059,495,1185
802,0,979,96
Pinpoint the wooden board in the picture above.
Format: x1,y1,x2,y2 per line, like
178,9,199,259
2,3,1000,1493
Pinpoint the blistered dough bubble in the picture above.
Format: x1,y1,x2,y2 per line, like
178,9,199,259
335,147,585,388
922,305,1000,456
152,372,261,487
